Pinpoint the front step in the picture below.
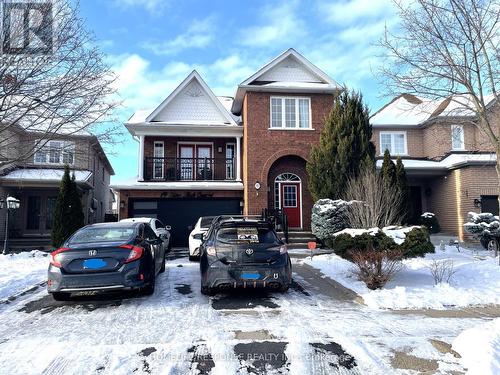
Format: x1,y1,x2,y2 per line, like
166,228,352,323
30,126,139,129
277,231,318,246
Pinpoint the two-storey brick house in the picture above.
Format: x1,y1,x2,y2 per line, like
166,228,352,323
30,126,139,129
371,94,498,239
113,49,340,246
0,127,114,250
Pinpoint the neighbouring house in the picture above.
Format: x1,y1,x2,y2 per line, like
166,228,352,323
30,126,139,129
0,126,115,251
371,93,498,240
112,49,341,246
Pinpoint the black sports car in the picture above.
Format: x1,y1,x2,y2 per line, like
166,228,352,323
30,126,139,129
199,217,292,296
47,222,165,300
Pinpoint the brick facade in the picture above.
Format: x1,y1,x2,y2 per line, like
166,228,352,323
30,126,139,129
242,91,333,229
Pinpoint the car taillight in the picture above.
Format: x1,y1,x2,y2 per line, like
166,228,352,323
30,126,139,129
50,247,70,267
119,245,144,263
279,245,288,254
206,246,216,256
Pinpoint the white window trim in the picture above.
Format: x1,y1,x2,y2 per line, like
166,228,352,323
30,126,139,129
379,131,408,156
33,140,75,165
153,141,164,179
451,124,465,150
269,96,312,130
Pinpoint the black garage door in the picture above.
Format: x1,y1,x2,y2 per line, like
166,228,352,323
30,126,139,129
129,198,242,247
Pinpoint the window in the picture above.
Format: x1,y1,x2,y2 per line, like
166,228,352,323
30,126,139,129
270,97,311,129
283,185,297,207
34,140,75,165
379,132,407,155
153,141,164,179
226,143,235,179
451,125,465,150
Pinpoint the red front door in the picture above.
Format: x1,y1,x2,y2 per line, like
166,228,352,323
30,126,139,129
281,183,301,228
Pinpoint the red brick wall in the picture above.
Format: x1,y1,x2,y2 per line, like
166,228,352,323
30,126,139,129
243,91,334,229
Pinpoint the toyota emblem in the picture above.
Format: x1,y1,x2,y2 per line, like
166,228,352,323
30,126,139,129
245,248,254,256
88,250,97,256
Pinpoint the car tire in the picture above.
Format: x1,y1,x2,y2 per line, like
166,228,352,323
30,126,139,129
278,285,289,293
159,255,166,273
201,285,216,296
141,275,155,296
51,292,71,301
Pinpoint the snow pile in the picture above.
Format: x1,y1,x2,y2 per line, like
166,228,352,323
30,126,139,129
304,245,500,309
0,250,49,300
421,212,435,219
453,318,500,375
464,211,500,236
311,199,358,240
332,225,421,245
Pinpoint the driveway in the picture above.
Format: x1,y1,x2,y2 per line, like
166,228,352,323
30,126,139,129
0,250,489,374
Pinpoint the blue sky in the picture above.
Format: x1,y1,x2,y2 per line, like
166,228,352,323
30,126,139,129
79,0,400,181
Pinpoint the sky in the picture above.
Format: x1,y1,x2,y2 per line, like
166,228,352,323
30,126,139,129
78,0,401,181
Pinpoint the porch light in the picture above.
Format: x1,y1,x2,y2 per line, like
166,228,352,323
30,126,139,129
473,199,482,208
6,196,20,210
0,198,4,209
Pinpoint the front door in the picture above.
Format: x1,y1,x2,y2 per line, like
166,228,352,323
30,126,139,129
179,145,194,180
280,183,301,228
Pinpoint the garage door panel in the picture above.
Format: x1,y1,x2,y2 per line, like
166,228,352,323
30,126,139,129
129,198,241,247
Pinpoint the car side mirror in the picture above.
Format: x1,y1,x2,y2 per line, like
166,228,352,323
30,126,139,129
193,233,204,240
165,225,171,231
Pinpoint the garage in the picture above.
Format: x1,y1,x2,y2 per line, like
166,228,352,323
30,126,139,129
129,198,242,247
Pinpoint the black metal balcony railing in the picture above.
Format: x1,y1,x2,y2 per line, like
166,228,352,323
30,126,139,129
143,157,236,181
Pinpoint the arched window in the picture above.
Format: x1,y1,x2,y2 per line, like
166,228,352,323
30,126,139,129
274,173,301,209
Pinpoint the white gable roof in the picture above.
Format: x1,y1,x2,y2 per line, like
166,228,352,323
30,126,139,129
241,48,337,85
145,70,237,126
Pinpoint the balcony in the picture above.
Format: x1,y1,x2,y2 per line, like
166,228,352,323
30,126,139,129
143,157,236,182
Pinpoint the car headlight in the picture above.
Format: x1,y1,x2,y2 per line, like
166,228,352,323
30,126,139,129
279,245,288,254
206,246,216,256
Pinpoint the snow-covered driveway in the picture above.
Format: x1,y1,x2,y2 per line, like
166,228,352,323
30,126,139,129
0,250,496,374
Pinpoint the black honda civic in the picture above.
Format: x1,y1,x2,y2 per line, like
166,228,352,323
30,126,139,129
47,222,165,300
199,217,292,296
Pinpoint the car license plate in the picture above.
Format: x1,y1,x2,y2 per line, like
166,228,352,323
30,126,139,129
241,272,260,280
83,258,107,269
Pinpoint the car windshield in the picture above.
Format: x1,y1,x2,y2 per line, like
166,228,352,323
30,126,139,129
68,226,136,244
200,217,215,228
216,226,278,245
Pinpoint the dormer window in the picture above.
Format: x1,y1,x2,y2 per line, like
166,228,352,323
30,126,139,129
270,97,311,129
451,125,465,150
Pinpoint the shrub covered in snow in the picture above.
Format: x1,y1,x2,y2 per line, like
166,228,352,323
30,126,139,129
328,226,434,260
464,211,500,237
311,199,358,240
419,212,441,234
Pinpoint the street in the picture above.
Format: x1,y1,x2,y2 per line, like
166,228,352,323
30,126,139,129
0,250,491,374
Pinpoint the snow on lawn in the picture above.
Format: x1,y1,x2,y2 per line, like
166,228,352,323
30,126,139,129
304,246,500,310
0,251,49,300
453,318,500,375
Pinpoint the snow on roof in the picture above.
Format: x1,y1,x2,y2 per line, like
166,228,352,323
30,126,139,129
127,109,154,124
372,94,498,127
217,96,241,123
375,153,496,170
0,168,92,183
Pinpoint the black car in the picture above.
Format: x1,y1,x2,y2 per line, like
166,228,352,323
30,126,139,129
199,217,292,296
47,222,165,301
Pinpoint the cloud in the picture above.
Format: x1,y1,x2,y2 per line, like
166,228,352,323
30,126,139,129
318,0,396,25
142,16,216,56
114,0,166,13
239,0,306,47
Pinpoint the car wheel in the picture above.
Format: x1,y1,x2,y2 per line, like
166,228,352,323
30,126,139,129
159,255,166,273
201,285,216,296
51,292,71,301
487,239,498,253
141,275,156,296
278,285,289,293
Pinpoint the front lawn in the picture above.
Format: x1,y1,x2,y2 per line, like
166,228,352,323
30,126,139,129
305,245,500,310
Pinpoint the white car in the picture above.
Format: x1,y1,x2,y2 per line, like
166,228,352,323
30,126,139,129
189,216,215,261
120,217,172,252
